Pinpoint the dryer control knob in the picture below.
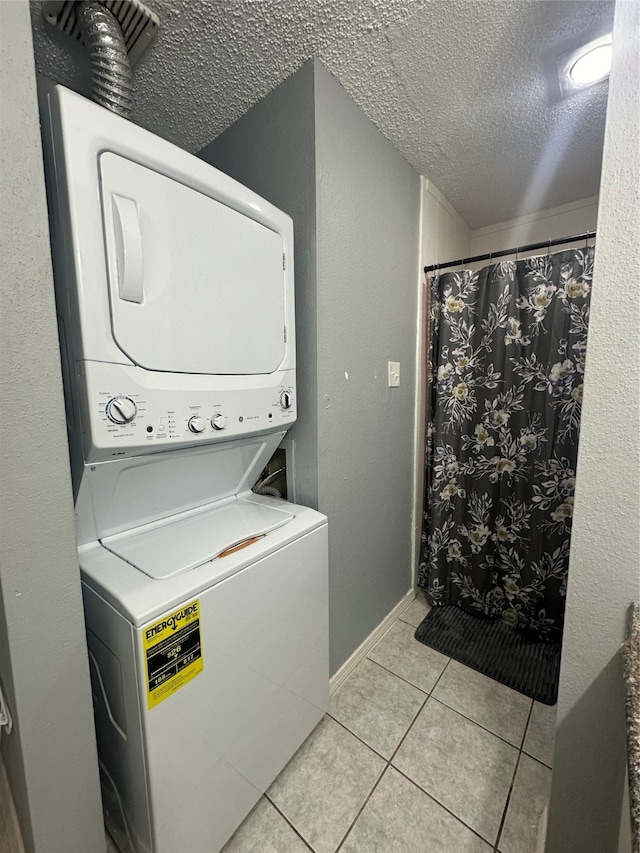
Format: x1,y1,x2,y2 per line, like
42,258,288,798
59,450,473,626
211,414,228,431
280,391,293,410
188,416,206,434
106,396,137,424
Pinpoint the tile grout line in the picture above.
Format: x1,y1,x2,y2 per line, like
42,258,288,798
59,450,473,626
334,682,435,852
339,660,491,846
522,750,553,771
391,764,495,849
519,701,535,752
365,650,449,695
281,676,438,852
333,765,387,853
265,614,549,853
398,616,426,629
492,701,533,853
387,688,433,764
332,650,450,852
521,700,555,769
428,694,531,751
492,749,524,853
386,657,451,766
327,715,390,762
379,652,496,848
266,615,435,852
329,666,438,765
379,652,533,851
366,645,537,754
359,655,429,698
263,794,315,852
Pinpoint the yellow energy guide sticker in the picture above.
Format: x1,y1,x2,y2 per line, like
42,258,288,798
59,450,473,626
143,600,203,709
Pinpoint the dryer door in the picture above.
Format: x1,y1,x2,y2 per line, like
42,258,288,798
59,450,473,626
99,153,286,375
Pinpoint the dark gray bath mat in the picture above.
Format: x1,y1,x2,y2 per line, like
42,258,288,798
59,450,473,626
414,605,561,705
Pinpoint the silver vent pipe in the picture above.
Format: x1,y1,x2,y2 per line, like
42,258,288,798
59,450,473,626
77,2,132,119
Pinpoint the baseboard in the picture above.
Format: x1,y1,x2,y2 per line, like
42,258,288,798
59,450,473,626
536,805,548,853
329,589,416,698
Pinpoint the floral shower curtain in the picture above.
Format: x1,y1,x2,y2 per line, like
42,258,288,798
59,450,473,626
418,247,594,643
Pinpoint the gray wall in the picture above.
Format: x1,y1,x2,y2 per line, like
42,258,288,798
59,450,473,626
201,60,420,674
0,3,105,851
199,61,319,510
313,64,419,671
545,2,640,851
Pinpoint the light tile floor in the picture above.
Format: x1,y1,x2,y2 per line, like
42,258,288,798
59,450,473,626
106,592,557,853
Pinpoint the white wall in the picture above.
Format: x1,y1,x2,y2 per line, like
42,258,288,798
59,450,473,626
419,188,599,274
420,178,470,267
469,195,599,258
463,197,599,276
0,2,105,851
545,1,640,850
415,179,471,586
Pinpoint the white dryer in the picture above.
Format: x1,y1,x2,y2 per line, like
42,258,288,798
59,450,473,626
39,83,328,853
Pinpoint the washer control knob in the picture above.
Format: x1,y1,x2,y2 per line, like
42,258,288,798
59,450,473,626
280,391,293,410
211,413,228,431
106,396,137,424
188,416,206,434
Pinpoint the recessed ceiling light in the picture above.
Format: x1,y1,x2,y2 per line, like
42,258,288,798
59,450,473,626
569,42,613,84
557,34,613,97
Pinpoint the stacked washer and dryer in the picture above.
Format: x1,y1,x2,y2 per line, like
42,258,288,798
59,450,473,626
39,82,329,853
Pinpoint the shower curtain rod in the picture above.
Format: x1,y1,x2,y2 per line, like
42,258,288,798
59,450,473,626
423,229,596,274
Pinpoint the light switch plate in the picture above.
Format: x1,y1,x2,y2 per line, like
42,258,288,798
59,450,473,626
388,361,400,387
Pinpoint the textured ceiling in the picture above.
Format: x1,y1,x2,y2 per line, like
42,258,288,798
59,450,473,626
30,0,614,229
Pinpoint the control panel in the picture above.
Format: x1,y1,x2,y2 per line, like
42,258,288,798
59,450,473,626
78,361,296,463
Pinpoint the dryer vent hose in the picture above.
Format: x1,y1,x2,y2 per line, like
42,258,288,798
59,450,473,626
77,2,132,119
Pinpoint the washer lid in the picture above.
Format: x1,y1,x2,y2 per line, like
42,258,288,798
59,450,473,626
100,497,294,579
99,152,286,375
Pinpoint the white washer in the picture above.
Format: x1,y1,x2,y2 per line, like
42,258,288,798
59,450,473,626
39,83,329,853
82,481,327,853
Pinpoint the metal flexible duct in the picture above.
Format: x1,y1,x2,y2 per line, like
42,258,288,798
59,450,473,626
77,2,132,118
